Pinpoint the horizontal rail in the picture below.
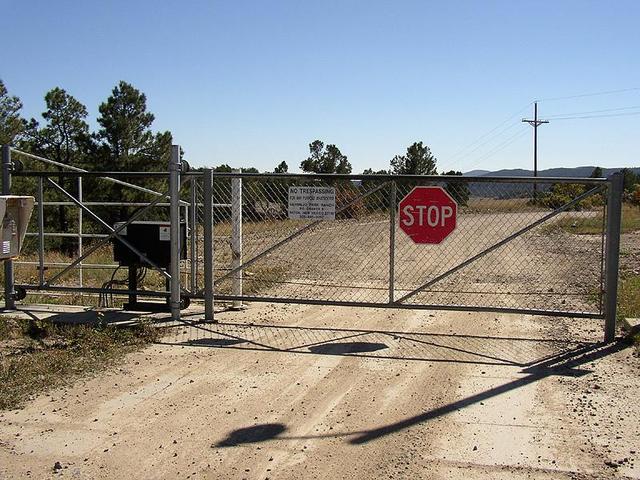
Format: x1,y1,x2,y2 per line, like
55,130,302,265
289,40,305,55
193,294,604,319
25,232,110,238
17,284,171,298
15,261,119,269
15,170,170,178
32,201,230,208
36,201,174,207
14,169,610,185
206,172,610,184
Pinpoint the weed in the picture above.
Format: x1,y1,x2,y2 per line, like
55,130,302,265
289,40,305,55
0,318,159,410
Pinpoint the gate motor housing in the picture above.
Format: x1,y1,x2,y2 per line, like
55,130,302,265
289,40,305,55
112,221,187,268
0,196,35,260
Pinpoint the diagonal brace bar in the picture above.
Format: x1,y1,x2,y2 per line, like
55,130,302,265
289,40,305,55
395,184,606,304
214,181,390,286
44,180,187,287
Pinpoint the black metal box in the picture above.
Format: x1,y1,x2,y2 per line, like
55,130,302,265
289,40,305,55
112,221,187,268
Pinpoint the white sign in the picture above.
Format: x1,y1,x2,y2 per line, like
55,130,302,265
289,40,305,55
288,186,336,220
159,225,170,241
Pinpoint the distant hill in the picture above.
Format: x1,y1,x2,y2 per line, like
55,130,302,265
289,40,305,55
462,166,640,198
464,169,491,177
464,166,640,178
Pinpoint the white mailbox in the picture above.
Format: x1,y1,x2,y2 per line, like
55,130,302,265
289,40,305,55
0,196,35,260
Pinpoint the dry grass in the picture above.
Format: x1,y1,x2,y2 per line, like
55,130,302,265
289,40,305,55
542,204,640,235
0,317,159,410
465,197,543,213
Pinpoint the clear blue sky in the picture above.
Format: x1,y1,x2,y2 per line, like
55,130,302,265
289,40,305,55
3,0,639,173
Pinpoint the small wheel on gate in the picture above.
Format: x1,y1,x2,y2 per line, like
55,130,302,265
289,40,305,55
14,285,27,301
165,296,191,310
180,297,191,310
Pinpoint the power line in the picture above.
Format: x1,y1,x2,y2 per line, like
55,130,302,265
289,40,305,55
536,87,640,102
446,103,531,162
546,105,640,118
522,102,549,200
457,129,528,172
549,110,640,121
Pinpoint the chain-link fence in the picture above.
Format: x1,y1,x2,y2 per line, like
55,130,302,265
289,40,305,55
190,172,613,319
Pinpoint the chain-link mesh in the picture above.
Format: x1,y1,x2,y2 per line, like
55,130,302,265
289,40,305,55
198,174,606,316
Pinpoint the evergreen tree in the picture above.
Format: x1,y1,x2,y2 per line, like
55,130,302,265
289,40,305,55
0,79,27,145
300,140,351,174
95,81,173,222
390,141,437,175
274,161,288,173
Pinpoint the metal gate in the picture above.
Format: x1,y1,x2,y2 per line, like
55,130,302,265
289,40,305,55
189,167,623,342
2,144,623,342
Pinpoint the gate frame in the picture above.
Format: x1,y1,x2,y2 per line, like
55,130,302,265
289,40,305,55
1,145,625,343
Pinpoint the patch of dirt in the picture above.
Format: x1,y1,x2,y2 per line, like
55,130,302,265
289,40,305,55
1,303,639,479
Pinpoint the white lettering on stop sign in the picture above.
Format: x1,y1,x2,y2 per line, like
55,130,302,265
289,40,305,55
401,205,454,227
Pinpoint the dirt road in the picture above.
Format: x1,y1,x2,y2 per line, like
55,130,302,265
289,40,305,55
1,302,638,479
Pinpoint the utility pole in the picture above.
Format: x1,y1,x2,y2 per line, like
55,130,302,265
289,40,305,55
522,102,549,201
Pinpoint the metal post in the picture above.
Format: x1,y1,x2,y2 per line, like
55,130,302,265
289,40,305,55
169,145,181,321
189,177,197,293
231,170,243,309
78,177,83,289
37,177,45,286
388,180,396,303
203,169,214,321
533,102,538,201
604,172,623,343
2,145,15,309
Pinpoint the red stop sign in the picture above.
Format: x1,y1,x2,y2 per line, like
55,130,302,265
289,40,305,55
398,186,457,244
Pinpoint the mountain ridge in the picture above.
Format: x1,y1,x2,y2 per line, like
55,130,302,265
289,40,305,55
464,166,640,178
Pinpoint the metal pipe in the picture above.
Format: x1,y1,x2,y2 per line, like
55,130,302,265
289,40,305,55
169,145,181,321
17,284,172,298
2,145,15,309
207,171,609,184
196,294,603,319
189,177,197,293
37,177,45,286
203,168,214,321
78,177,83,289
604,172,623,342
231,171,243,309
388,180,396,303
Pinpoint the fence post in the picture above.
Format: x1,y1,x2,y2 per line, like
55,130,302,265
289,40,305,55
604,172,623,343
231,170,243,309
189,176,197,293
389,180,396,303
2,145,15,310
37,177,45,286
203,169,214,321
78,177,83,291
169,145,182,322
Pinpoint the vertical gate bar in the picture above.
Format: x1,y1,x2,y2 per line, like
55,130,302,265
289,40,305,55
169,145,181,322
189,176,197,293
78,177,83,290
2,145,15,309
203,169,214,321
231,170,243,309
388,180,396,303
604,171,623,343
37,177,45,286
